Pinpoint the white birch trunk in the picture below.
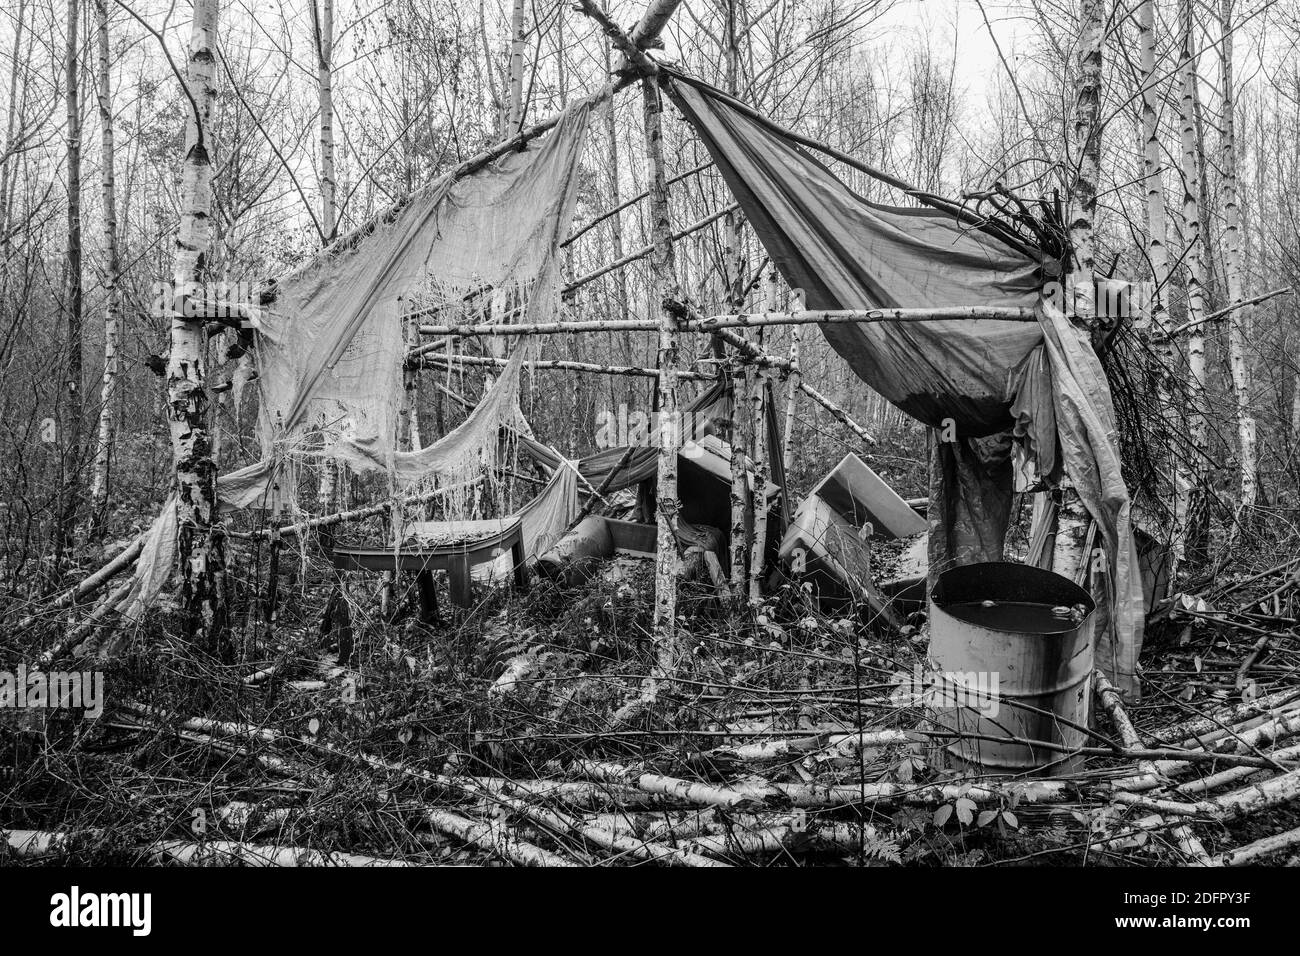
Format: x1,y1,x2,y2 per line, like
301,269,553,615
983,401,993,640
781,286,803,477
167,0,226,643
314,0,335,239
505,0,526,137
1178,0,1211,562
642,77,681,689
724,4,749,595
59,0,84,557
1139,0,1186,574
1068,0,1103,329
1218,0,1257,510
88,0,121,529
313,0,338,513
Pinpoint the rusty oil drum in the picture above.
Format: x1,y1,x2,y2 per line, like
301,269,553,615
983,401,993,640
927,562,1095,776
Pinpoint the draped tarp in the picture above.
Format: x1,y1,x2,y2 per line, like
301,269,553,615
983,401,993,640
668,74,1144,696
116,98,595,624
407,460,581,582
252,97,594,486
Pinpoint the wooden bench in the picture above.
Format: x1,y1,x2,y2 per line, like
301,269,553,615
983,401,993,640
331,516,527,620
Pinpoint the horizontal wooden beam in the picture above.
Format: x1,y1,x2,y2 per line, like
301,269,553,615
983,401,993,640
686,307,1037,332
416,351,715,381
418,306,1036,338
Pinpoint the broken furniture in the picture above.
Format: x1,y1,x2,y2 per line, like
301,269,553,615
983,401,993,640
806,452,926,540
536,514,728,590
878,532,929,618
779,453,924,621
331,516,528,621
779,494,898,626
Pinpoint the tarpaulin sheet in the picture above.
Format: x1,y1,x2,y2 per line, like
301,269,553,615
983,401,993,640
117,98,594,625
669,74,1144,696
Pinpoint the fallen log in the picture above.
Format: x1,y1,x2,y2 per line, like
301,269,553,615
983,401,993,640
146,839,409,867
1095,670,1213,865
1175,741,1300,796
571,759,761,809
419,809,577,867
1217,823,1300,866
15,534,144,631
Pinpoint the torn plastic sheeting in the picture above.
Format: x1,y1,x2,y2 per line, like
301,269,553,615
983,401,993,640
669,74,1143,697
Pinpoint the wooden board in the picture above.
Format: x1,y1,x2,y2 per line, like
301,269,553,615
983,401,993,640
808,452,926,540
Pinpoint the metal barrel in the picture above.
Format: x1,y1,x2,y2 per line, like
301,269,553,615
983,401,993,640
926,562,1095,777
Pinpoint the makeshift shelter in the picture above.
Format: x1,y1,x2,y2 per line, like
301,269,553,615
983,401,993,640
665,72,1145,697
105,38,1144,700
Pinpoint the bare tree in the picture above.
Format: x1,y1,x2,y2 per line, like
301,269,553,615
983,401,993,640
88,0,122,534
1178,0,1211,563
1068,0,1103,328
1218,0,1257,511
58,0,84,561
167,0,226,646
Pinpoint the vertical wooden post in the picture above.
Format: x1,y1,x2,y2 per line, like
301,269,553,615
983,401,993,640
747,272,778,604
748,354,769,605
722,0,749,596
726,324,750,594
780,284,802,479
399,303,422,450
642,76,682,687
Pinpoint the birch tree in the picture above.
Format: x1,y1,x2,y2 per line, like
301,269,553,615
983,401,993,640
168,0,227,646
643,75,682,690
1138,0,1188,569
1178,0,1211,562
312,0,338,512
1218,0,1257,510
504,0,526,137
1068,0,1103,330
88,0,122,533
58,0,84,560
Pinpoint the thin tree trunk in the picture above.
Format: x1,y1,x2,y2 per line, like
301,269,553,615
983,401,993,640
1218,0,1257,510
59,0,85,560
0,0,26,254
601,43,631,376
1138,0,1172,332
779,280,803,480
1068,0,1103,331
313,0,335,240
88,0,121,535
642,77,681,691
167,0,226,648
505,0,526,138
313,0,338,514
747,355,769,606
399,308,423,450
1138,0,1183,571
1178,0,1211,563
724,0,749,595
